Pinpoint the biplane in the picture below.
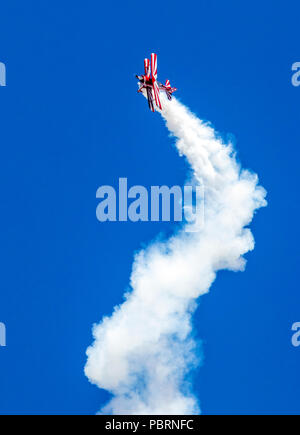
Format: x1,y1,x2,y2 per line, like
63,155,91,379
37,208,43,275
136,53,177,112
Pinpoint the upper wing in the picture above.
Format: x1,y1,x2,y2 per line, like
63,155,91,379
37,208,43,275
144,58,150,78
151,53,162,110
151,53,158,81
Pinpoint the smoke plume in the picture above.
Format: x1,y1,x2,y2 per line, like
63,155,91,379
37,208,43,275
85,96,267,414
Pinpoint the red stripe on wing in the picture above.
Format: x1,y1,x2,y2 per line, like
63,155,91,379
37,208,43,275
153,82,162,110
144,58,150,78
151,53,157,80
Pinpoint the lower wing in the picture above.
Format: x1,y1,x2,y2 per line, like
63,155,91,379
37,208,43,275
152,81,162,110
146,87,155,112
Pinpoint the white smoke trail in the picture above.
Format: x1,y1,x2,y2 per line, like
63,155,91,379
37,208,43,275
85,96,267,415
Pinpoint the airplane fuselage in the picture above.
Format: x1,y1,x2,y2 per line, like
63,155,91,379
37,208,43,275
136,75,153,87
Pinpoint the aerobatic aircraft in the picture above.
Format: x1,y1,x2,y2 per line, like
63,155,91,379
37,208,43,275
136,53,177,112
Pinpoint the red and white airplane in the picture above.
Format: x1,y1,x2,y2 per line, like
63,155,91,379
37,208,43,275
136,53,177,112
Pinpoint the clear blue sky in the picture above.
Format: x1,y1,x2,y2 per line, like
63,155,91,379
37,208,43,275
0,0,299,415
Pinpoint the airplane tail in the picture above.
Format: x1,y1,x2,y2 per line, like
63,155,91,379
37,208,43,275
164,79,177,100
